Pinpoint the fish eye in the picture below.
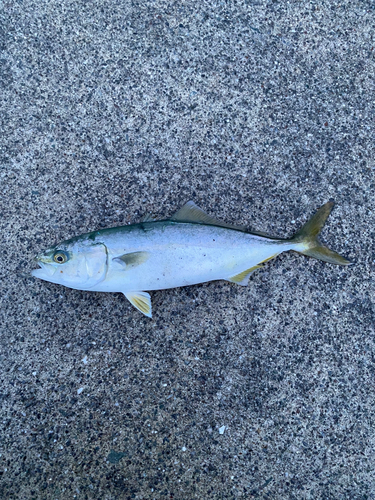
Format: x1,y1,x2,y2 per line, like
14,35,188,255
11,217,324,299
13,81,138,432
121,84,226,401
53,251,68,264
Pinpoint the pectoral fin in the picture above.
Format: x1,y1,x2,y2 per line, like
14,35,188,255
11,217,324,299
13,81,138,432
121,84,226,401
124,291,152,318
228,265,262,286
113,251,150,269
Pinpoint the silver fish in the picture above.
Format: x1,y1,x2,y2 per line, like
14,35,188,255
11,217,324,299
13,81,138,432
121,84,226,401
32,201,350,317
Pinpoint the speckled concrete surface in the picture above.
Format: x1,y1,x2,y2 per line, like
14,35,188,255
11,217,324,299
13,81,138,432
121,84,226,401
1,0,375,499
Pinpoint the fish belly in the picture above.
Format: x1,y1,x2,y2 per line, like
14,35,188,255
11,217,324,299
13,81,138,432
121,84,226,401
91,222,291,292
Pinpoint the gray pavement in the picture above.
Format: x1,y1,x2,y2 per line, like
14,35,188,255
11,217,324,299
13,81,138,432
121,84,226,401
1,0,375,498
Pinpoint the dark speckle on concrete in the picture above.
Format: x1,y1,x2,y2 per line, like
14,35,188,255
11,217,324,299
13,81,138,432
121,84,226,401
107,450,127,464
1,0,375,499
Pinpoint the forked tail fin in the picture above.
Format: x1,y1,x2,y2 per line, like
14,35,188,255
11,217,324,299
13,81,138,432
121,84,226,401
291,202,350,265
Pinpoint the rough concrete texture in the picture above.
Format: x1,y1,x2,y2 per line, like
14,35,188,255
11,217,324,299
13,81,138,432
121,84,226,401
1,0,375,498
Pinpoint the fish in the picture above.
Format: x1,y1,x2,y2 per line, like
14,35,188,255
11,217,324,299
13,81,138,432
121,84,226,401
32,201,350,318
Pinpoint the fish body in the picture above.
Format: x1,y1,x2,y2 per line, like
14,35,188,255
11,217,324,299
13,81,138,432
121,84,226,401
32,201,350,317
82,221,298,292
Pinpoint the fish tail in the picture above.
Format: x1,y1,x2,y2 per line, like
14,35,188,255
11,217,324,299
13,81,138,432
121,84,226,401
290,201,350,265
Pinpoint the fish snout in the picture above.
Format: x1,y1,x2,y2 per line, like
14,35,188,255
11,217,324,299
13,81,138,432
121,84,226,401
34,249,55,264
34,253,43,263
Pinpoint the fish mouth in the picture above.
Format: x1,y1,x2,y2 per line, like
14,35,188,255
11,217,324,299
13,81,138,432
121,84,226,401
31,260,57,278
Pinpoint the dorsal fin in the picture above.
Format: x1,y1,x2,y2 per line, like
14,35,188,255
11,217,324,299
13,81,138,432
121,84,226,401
247,229,282,240
141,213,157,223
170,201,247,232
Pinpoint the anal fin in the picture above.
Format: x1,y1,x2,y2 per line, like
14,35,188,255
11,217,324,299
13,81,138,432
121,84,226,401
124,291,152,318
228,264,262,286
228,253,280,286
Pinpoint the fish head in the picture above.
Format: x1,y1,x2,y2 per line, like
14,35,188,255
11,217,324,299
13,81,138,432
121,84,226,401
31,238,108,289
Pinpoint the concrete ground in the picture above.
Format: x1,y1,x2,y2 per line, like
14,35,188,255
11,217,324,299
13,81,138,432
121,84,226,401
1,0,374,498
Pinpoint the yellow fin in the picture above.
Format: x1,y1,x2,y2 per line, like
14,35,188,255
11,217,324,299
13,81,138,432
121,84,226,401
291,202,350,265
259,253,278,264
113,251,150,269
170,201,247,231
124,291,152,318
228,264,262,286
